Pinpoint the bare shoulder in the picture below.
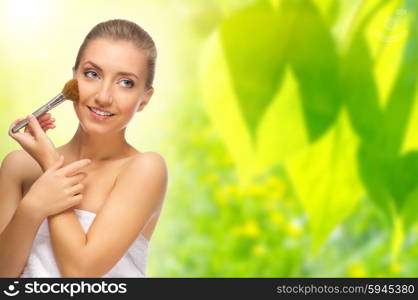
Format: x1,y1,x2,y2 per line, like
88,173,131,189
137,151,167,169
124,151,168,176
118,151,168,203
132,152,167,188
0,150,40,182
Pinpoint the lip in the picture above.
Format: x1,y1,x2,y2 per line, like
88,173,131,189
87,106,115,121
88,106,114,114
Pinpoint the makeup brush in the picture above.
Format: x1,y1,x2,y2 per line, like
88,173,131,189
11,79,79,133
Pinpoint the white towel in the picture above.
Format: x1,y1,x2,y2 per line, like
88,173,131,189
20,209,149,277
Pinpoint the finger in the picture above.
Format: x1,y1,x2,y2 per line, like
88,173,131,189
42,118,55,126
66,172,87,186
40,117,55,126
24,123,34,135
8,130,27,144
41,123,55,131
9,118,25,129
58,159,91,177
37,113,51,122
26,114,45,139
8,118,26,135
8,119,31,143
43,124,55,132
67,183,84,196
47,155,65,172
67,194,83,209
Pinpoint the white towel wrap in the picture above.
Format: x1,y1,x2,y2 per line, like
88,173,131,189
20,209,149,277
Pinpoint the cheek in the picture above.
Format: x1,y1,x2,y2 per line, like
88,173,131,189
76,80,94,104
119,102,138,116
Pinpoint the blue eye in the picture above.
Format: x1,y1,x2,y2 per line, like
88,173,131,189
120,79,134,88
84,71,99,78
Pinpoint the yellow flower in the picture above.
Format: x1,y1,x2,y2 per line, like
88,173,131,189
217,185,233,197
270,211,284,225
222,155,234,166
268,189,283,200
232,226,241,236
215,190,228,206
347,262,367,277
390,261,402,274
242,221,260,237
232,220,260,237
206,172,219,184
251,244,266,256
265,199,277,210
215,195,228,206
240,184,265,198
266,176,286,192
286,220,302,238
215,184,238,206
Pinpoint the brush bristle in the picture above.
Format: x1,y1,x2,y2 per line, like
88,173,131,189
62,79,79,102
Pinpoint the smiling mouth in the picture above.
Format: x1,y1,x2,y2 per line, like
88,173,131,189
87,106,115,117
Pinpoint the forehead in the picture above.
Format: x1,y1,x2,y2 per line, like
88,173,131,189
80,38,147,77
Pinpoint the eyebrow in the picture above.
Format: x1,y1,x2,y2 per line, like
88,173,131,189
83,60,139,80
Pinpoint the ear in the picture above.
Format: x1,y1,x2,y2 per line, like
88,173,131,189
137,88,154,112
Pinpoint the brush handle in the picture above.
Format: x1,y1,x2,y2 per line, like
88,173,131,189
11,93,65,133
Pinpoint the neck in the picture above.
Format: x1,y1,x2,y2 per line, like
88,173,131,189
64,124,134,162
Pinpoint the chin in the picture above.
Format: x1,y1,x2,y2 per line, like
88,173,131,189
80,122,114,135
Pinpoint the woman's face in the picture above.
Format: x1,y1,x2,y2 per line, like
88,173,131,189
73,38,153,135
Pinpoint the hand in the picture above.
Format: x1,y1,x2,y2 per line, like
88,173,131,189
8,113,59,171
21,155,91,220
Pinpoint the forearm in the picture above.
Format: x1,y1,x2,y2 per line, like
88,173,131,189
38,151,89,277
48,210,88,277
38,151,60,172
0,202,44,277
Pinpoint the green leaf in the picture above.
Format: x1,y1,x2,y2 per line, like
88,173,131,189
401,186,418,230
341,34,384,143
220,0,286,140
383,1,418,156
199,30,257,185
284,0,342,142
365,0,409,107
347,0,418,230
312,0,340,26
401,90,418,153
199,31,310,184
286,110,363,255
357,143,395,222
383,150,418,232
256,67,309,171
200,1,312,183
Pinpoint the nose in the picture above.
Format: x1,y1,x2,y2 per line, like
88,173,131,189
94,80,113,107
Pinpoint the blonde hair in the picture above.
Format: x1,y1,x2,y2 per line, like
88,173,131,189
73,19,157,90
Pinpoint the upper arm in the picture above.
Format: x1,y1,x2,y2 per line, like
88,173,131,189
82,152,168,275
0,150,25,234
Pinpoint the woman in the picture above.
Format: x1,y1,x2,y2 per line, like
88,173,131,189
0,19,168,277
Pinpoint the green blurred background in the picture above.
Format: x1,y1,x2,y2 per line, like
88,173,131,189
1,0,417,277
